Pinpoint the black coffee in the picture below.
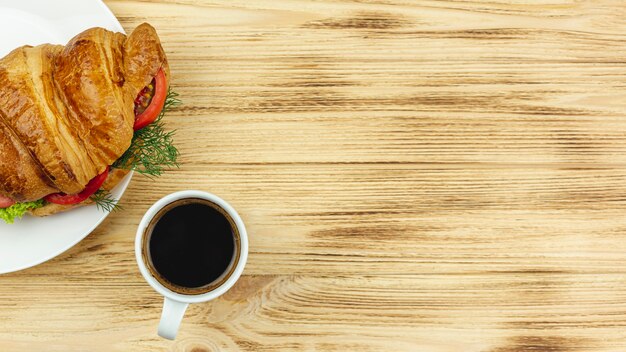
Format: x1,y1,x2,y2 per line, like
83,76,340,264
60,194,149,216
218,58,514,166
146,199,237,292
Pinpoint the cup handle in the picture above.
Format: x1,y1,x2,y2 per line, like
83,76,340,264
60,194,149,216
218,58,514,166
158,297,189,340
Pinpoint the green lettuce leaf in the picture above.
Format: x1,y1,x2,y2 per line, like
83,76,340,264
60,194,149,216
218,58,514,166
0,200,45,224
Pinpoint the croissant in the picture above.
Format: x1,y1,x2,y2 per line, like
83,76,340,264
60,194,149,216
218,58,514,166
0,23,170,215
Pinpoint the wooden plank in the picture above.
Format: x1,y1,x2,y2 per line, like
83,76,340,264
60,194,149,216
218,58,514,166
108,0,626,164
1,274,626,351
3,165,626,277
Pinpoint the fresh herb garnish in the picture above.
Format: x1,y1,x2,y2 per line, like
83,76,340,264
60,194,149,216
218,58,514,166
113,89,181,177
90,190,123,213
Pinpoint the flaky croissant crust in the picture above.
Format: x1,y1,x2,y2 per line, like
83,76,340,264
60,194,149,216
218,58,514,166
0,23,169,202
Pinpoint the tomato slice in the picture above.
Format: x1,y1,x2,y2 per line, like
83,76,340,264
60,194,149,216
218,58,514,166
44,166,110,205
133,68,167,131
0,195,15,209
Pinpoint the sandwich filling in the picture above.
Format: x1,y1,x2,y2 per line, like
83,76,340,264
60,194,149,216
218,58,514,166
0,68,179,223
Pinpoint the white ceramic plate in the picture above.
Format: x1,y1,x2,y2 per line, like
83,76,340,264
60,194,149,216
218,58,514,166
0,0,132,274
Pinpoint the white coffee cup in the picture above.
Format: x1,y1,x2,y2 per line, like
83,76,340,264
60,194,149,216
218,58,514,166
135,190,248,340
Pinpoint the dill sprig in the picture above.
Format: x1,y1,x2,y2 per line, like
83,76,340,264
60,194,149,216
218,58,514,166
113,89,181,177
90,190,123,213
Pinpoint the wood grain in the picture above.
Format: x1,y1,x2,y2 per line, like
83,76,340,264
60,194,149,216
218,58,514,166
2,0,626,350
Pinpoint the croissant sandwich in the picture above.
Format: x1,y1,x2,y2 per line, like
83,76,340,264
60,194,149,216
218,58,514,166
0,23,179,224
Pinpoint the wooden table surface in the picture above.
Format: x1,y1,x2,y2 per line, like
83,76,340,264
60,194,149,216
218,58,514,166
3,0,626,350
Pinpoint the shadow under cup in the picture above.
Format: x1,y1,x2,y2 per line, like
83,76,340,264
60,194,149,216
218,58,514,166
141,198,242,295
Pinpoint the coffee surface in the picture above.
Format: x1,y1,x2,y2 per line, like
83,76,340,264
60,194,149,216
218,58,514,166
149,202,235,289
